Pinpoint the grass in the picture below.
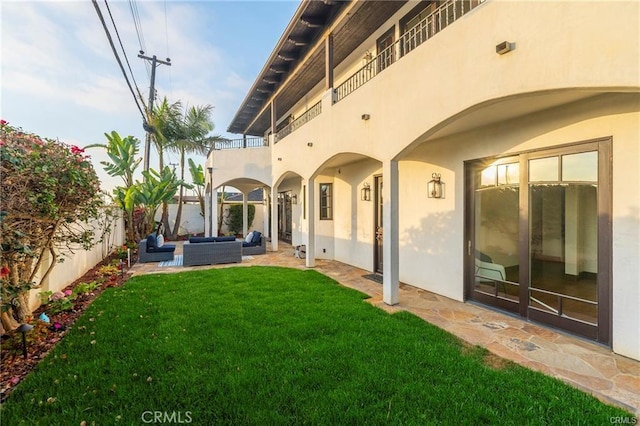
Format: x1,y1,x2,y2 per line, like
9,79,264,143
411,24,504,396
1,267,631,425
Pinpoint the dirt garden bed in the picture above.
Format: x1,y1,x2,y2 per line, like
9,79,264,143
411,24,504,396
0,252,137,402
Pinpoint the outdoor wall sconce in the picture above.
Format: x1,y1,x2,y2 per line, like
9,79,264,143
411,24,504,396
16,323,34,359
291,194,298,204
362,51,373,68
428,173,445,199
361,114,370,121
361,182,371,201
496,41,514,55
277,157,282,161
307,142,313,147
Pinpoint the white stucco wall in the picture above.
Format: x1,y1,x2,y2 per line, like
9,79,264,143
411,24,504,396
28,208,125,312
225,1,640,359
402,94,639,359
273,0,639,178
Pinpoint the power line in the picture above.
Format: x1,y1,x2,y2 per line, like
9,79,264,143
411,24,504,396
104,0,147,110
164,0,173,96
138,52,171,172
92,0,147,122
129,0,150,79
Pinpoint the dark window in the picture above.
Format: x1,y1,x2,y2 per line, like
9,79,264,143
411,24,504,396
400,1,437,56
319,183,333,220
376,27,395,72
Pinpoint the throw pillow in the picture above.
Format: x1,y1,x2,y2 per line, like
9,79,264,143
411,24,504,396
251,231,262,244
156,234,164,247
244,232,254,243
146,234,156,250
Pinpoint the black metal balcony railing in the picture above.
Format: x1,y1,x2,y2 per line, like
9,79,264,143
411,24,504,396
274,100,322,143
213,137,268,150
335,0,485,102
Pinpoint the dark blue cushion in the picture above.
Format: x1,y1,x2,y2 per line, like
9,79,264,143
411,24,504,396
242,241,257,247
251,231,262,244
189,237,216,243
215,236,236,242
146,234,157,251
189,236,237,243
153,244,175,253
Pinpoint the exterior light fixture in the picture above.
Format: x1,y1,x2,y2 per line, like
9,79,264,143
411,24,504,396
496,41,514,55
291,194,298,204
119,259,125,280
361,114,370,120
428,173,445,199
361,182,371,201
16,323,34,359
307,142,313,147
362,51,373,69
277,157,282,161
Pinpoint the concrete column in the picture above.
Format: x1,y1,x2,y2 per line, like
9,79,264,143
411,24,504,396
306,177,316,268
383,160,399,305
211,187,218,237
242,192,249,237
205,185,211,237
263,187,271,238
271,186,279,252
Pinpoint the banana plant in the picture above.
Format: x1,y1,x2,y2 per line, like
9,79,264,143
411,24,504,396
86,131,141,188
137,167,190,235
188,158,206,217
86,131,142,242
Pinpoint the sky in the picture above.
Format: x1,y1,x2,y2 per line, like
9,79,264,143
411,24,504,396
1,0,299,193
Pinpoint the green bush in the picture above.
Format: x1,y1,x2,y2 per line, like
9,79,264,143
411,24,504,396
225,204,255,235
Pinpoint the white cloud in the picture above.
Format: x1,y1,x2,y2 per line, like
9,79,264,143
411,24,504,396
2,1,296,192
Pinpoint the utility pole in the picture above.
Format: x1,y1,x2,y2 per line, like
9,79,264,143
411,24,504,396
138,51,171,172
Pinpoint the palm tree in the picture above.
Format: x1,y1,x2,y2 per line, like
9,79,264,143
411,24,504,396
164,104,224,239
147,97,182,172
147,98,183,233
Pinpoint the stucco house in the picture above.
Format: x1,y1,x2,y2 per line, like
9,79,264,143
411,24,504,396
206,0,640,361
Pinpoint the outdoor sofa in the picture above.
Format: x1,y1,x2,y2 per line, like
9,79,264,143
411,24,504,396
241,231,267,256
138,234,176,263
183,237,242,266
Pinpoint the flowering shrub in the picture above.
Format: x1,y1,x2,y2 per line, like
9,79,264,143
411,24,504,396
72,281,101,297
97,265,119,277
38,290,74,315
0,120,103,331
114,245,128,260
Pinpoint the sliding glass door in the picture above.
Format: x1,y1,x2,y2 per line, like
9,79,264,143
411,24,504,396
472,157,521,313
466,139,611,344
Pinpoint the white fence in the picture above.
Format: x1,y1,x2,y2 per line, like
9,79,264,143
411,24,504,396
156,203,266,237
27,207,125,311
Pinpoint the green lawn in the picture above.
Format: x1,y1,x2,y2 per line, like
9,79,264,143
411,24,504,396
1,267,631,425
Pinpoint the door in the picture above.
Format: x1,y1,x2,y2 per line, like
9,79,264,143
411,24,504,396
277,191,292,243
376,27,395,72
469,157,521,313
466,139,611,344
374,175,383,274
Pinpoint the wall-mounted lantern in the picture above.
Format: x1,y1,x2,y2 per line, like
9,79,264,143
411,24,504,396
428,173,445,199
291,194,298,204
361,182,371,201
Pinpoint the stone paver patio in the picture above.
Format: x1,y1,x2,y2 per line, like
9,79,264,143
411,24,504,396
131,240,640,415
